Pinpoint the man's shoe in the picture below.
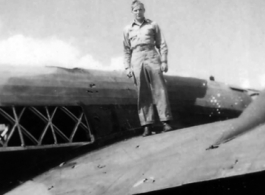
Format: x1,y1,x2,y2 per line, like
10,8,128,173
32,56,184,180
142,126,151,137
162,122,173,133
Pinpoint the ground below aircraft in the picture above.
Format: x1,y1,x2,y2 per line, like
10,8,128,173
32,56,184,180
0,65,256,194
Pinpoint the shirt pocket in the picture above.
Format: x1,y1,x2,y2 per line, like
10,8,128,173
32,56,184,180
129,32,138,42
142,25,155,38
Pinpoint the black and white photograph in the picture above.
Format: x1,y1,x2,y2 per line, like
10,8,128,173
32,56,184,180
0,0,265,194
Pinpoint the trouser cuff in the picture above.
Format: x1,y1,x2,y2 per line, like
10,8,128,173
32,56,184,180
160,117,173,122
141,121,154,126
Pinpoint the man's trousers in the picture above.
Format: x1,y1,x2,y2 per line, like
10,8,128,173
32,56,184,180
131,46,172,126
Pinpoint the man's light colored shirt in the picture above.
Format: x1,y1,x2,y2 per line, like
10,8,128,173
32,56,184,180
123,18,168,69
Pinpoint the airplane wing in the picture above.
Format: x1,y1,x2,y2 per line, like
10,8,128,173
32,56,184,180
6,118,265,195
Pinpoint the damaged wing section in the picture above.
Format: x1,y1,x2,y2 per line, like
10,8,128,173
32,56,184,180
0,106,93,147
0,105,94,187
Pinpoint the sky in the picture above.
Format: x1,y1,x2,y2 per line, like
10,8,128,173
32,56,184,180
0,0,265,89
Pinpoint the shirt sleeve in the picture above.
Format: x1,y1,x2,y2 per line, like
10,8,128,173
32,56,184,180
123,27,132,69
154,22,168,63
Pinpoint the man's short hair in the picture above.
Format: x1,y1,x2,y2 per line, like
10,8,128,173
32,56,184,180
131,0,145,10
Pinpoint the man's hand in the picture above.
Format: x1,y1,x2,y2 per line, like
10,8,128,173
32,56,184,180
126,67,133,78
161,62,168,73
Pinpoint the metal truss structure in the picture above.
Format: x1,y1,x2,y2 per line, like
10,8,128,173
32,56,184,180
0,106,94,147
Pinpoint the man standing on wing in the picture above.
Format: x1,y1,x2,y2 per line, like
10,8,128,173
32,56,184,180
123,0,173,136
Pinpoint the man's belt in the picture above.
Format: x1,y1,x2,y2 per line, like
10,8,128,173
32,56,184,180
132,44,155,51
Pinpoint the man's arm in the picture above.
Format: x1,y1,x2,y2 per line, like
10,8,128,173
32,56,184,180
154,23,169,72
123,28,133,77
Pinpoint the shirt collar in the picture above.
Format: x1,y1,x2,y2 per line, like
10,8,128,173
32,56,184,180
131,18,149,27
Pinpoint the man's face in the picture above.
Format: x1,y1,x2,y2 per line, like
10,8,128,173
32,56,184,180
132,4,145,21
